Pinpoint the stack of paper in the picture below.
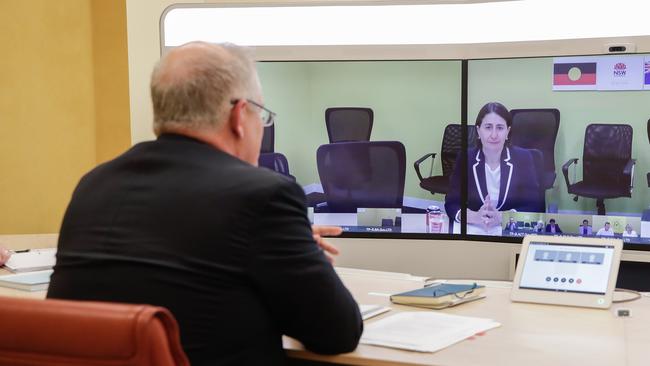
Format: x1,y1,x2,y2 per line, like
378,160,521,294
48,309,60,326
360,311,500,352
0,270,53,291
4,248,56,272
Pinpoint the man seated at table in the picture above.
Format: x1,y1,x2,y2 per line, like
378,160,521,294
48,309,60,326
579,219,593,236
596,222,615,236
545,218,562,234
504,217,518,232
46,42,363,366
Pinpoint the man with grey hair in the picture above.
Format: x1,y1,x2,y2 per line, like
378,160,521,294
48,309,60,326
47,42,363,366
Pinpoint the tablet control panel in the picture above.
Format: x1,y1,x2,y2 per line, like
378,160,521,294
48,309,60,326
519,242,615,295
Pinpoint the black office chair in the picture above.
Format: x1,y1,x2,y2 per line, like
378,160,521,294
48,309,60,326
325,107,373,143
258,152,295,181
260,125,274,153
510,109,560,190
316,141,406,213
414,124,478,196
562,124,635,215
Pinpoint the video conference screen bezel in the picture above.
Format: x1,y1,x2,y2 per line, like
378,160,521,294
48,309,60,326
259,53,650,251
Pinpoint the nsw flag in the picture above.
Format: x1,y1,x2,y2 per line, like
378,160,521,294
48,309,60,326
553,62,597,86
645,61,650,85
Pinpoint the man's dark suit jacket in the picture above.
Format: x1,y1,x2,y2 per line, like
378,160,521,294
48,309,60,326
47,134,363,366
545,223,563,234
445,146,544,220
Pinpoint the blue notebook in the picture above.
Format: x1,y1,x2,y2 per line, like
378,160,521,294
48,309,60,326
390,283,485,309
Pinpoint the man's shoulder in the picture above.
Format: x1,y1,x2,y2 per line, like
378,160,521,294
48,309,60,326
78,138,299,196
233,163,300,192
77,139,168,178
76,142,150,182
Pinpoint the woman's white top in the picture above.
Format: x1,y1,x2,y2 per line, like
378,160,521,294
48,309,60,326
464,163,503,236
485,163,500,207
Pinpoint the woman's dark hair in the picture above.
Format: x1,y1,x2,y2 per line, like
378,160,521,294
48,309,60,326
474,102,512,148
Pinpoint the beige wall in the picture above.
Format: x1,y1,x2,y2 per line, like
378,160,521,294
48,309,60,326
92,0,131,163
0,1,131,234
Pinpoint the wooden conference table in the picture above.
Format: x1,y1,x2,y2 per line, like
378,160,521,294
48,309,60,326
1,235,648,366
286,268,649,366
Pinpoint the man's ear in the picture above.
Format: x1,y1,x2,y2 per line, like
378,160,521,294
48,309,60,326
228,100,246,138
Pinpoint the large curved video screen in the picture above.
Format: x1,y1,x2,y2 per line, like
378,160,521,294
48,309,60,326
257,55,650,248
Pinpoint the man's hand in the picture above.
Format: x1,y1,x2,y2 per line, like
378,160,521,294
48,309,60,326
312,225,342,264
0,247,11,266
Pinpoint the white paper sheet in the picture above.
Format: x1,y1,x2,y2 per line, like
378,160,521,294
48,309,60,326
359,304,391,320
361,311,500,352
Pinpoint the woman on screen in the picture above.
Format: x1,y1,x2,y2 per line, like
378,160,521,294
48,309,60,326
444,102,543,235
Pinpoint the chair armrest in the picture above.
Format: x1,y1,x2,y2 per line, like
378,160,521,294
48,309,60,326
624,159,636,190
647,172,650,188
413,153,436,182
562,158,578,190
623,159,636,175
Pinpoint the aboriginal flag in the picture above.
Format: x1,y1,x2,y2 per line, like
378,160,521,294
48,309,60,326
553,62,597,85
